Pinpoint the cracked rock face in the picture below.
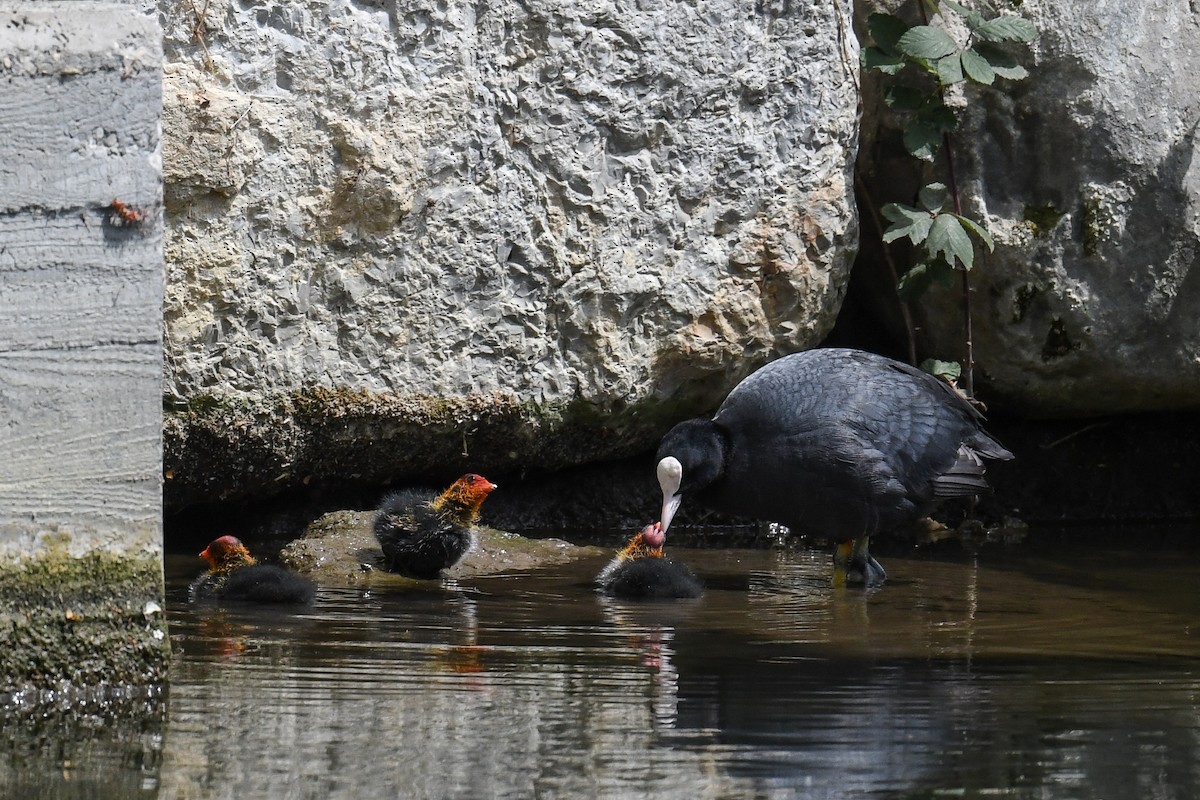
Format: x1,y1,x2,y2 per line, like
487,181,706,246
859,1,1200,415
159,0,860,504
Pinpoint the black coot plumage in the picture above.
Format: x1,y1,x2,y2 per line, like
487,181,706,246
189,535,317,605
373,473,497,579
597,522,703,600
655,348,1013,585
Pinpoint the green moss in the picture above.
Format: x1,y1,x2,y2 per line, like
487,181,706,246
1081,196,1103,256
163,385,712,510
0,548,169,692
1012,282,1041,323
1040,317,1077,362
1022,203,1064,236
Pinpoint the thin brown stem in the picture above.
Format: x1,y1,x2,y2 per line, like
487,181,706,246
918,0,975,396
855,174,918,366
942,133,974,396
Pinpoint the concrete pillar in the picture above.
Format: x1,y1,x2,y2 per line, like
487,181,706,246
0,4,168,692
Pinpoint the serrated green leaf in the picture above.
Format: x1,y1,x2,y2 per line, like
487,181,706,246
928,214,976,269
954,214,995,251
974,15,1038,43
897,263,934,301
917,102,959,132
896,260,955,301
884,86,929,112
920,358,962,381
897,26,959,61
882,203,934,245
864,46,906,74
867,13,911,55
937,53,964,85
918,183,950,213
961,47,996,84
973,42,1029,80
903,118,943,161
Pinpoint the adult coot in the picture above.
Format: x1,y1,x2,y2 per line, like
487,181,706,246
374,473,497,579
190,535,317,605
597,522,703,600
655,348,1013,585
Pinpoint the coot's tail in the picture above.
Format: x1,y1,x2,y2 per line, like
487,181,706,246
932,433,1014,499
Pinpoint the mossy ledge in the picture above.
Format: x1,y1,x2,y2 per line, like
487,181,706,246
0,549,169,694
164,388,711,510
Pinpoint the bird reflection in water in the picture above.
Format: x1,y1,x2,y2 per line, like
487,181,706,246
599,600,687,729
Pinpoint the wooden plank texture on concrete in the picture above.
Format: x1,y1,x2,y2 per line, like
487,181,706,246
0,3,168,691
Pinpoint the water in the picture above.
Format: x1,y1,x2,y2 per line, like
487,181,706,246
4,529,1199,799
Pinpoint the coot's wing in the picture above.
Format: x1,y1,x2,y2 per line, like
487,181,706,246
869,357,1011,498
711,350,913,535
712,349,1009,534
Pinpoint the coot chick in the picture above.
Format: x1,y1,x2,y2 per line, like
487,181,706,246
189,535,316,605
655,348,1013,586
374,473,498,579
597,522,703,600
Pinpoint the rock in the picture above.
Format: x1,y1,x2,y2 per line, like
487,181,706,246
159,0,860,507
279,509,606,587
856,0,1200,415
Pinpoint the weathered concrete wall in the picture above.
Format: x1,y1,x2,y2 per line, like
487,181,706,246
857,0,1200,416
157,0,861,507
0,4,169,691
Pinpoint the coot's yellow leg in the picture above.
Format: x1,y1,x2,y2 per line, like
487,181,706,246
832,541,854,587
851,535,888,586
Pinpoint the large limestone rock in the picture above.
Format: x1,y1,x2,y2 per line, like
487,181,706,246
160,0,860,506
858,0,1200,416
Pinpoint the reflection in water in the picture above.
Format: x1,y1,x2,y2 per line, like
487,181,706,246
5,533,1200,799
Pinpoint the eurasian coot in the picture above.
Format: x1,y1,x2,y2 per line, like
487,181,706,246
655,348,1013,585
190,535,317,605
597,522,703,599
373,473,497,579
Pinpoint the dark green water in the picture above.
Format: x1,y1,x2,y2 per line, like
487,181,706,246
4,528,1199,799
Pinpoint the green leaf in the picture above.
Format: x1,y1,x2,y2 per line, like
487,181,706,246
954,214,995,251
884,86,928,112
927,214,976,269
882,203,933,246
918,183,949,213
864,46,906,74
974,15,1038,43
918,102,959,132
896,259,955,301
903,104,958,161
961,47,996,84
937,53,964,85
974,42,1029,80
896,26,959,61
920,358,962,381
904,118,943,161
867,13,911,55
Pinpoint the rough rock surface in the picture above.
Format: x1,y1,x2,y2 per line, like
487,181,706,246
857,0,1200,415
280,509,606,587
158,0,860,507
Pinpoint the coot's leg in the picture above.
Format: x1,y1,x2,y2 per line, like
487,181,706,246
849,536,887,586
831,541,854,587
833,538,887,587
